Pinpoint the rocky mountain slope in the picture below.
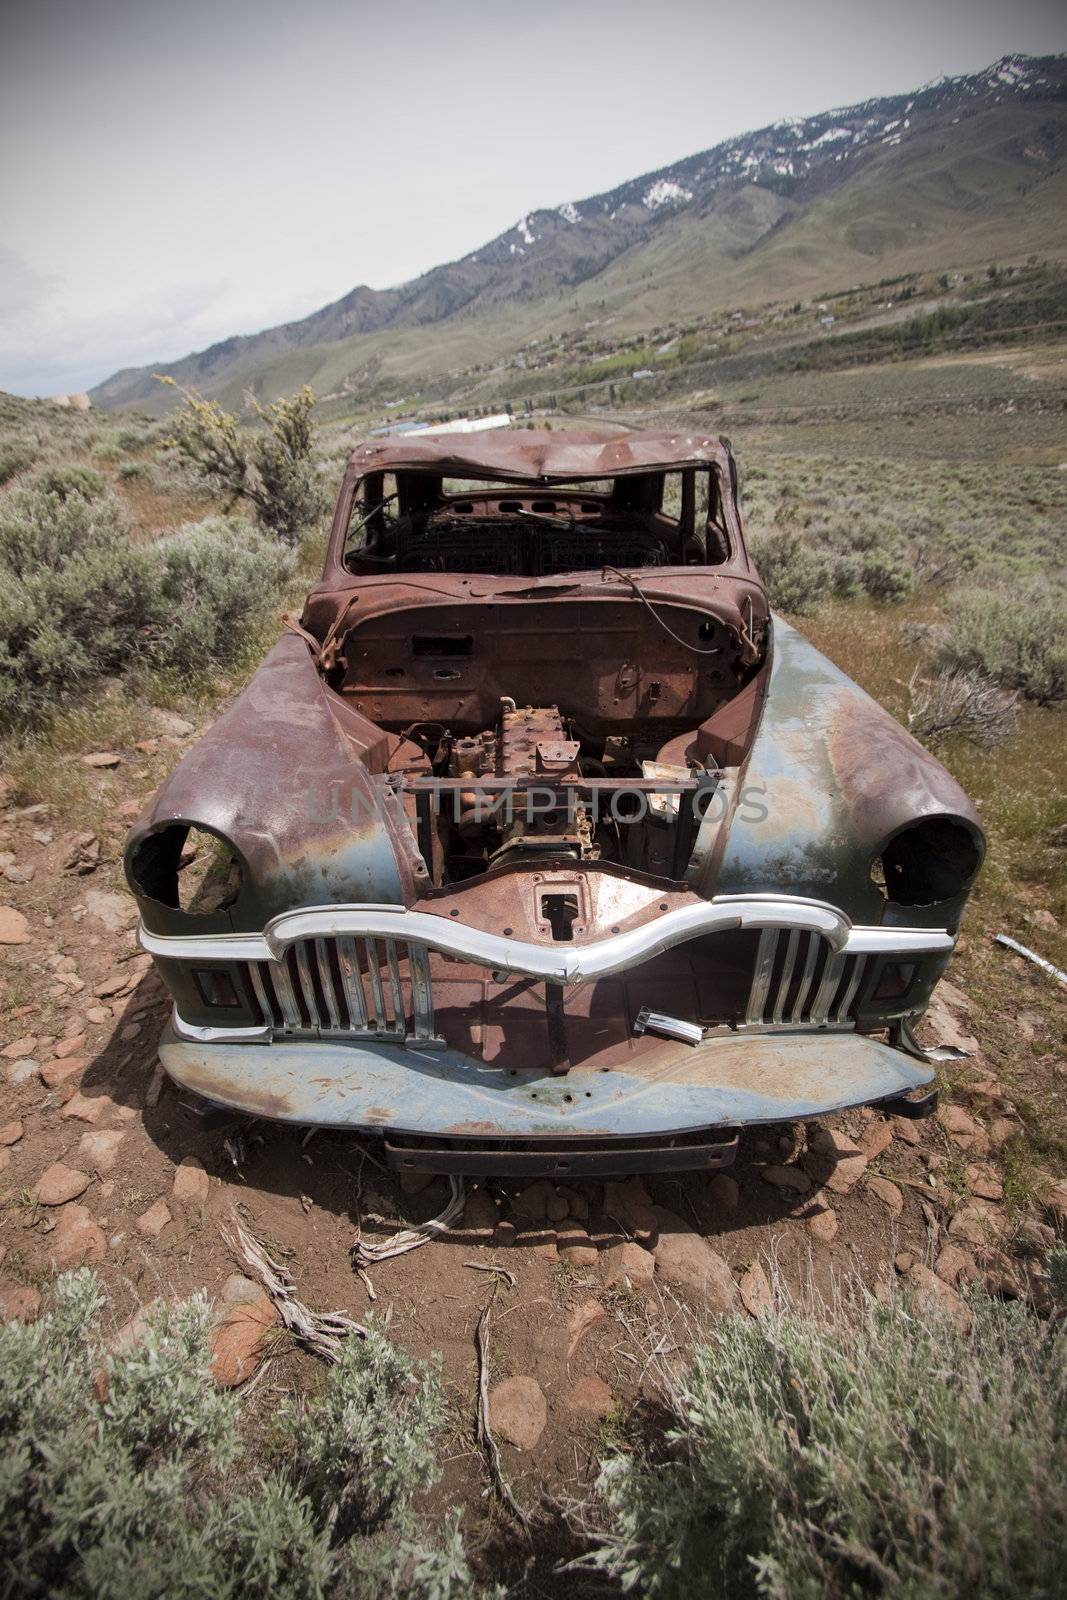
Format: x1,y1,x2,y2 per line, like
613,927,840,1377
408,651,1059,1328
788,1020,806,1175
91,53,1067,411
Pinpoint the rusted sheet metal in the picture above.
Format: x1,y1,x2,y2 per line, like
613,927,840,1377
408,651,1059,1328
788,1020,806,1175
346,428,733,482
158,1022,933,1138
695,617,984,928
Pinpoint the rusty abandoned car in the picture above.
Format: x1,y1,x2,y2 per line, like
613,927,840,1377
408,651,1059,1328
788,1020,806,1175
125,430,984,1174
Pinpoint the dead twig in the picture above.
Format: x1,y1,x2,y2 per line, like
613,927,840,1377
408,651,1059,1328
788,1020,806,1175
226,1217,365,1361
351,1174,465,1268
463,1261,517,1287
476,1297,532,1539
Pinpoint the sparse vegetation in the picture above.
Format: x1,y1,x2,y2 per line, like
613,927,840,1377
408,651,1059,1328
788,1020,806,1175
935,584,1067,706
160,380,324,545
584,1286,1067,1600
908,667,1020,748
0,1270,490,1600
0,480,294,728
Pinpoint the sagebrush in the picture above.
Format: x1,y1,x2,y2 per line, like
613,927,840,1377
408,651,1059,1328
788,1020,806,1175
584,1285,1067,1600
0,480,294,726
0,1270,491,1600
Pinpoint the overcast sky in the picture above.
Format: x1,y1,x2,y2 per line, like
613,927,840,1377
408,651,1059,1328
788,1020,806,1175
1,0,1064,397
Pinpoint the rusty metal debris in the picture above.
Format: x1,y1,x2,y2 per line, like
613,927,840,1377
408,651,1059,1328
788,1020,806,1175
994,934,1067,987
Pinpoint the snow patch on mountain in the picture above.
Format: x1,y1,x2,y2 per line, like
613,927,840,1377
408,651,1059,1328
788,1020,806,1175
643,179,694,210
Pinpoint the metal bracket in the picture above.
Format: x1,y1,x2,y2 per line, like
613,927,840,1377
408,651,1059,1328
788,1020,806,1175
633,1006,705,1046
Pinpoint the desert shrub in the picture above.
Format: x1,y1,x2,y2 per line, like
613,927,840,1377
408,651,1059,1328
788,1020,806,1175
0,442,36,485
161,379,324,544
0,1271,486,1600
35,463,107,501
146,516,296,678
0,483,159,723
937,583,1067,705
747,527,836,613
584,1287,1067,1600
908,667,1019,748
0,491,293,727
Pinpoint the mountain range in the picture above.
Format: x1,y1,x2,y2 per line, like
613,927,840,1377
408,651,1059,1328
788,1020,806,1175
90,53,1067,413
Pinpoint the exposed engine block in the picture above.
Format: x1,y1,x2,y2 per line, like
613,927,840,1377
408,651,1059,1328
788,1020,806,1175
449,701,595,866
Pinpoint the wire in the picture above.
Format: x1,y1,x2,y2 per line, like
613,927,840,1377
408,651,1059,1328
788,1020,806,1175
599,565,731,656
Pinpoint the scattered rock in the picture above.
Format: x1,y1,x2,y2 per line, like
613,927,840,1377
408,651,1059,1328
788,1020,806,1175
892,1116,922,1146
907,1263,973,1336
61,1091,106,1125
598,1239,655,1290
0,906,31,944
84,889,138,933
1012,1217,1055,1254
492,1218,517,1249
39,1056,85,1089
145,1064,166,1107
85,1006,111,1026
514,1228,557,1259
152,709,195,737
76,1129,125,1174
7,1058,40,1085
1026,908,1059,933
1041,1179,1067,1227
867,1175,904,1216
172,1157,210,1205
49,1204,106,1269
558,1221,598,1269
0,1282,41,1322
461,1188,498,1235
136,1199,172,1238
602,1177,658,1240
652,1209,738,1311
0,1120,23,1146
94,970,131,999
808,1126,869,1194
398,1168,433,1197
894,1251,914,1273
761,1163,811,1194
81,751,122,768
2,1036,37,1059
858,1121,894,1162
966,1164,1003,1201
488,1376,547,1451
510,1179,556,1222
565,1376,614,1419
934,1243,979,1288
210,1293,277,1386
738,1261,773,1317
3,862,35,885
545,1193,570,1223
220,1273,264,1306
807,1206,838,1243
53,1032,87,1060
948,1202,1003,1248
707,1173,739,1209
34,1161,90,1206
567,1298,606,1358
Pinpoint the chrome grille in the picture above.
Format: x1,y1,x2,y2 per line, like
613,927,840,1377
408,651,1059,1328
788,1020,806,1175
244,937,438,1042
744,928,866,1029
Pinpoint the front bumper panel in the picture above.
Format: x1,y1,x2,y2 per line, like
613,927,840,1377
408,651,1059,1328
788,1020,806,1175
159,1021,933,1141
